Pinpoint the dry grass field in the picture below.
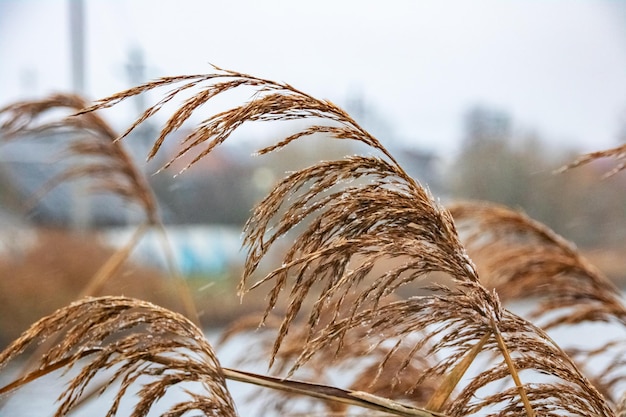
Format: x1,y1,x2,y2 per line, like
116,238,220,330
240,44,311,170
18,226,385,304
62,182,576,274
0,66,625,416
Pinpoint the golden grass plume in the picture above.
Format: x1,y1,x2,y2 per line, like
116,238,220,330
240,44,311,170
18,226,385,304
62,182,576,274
0,93,158,224
0,93,199,324
448,199,626,405
0,296,236,417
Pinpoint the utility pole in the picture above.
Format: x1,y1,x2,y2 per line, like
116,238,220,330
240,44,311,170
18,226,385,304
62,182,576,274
69,0,85,94
68,0,90,230
125,47,151,157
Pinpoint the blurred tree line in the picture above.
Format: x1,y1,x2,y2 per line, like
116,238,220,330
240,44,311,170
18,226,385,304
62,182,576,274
1,105,625,249
448,106,626,248
146,106,626,249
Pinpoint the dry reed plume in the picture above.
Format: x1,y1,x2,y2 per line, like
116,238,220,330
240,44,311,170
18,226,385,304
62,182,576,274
0,93,158,297
0,93,198,321
448,200,626,405
0,65,624,416
448,200,626,328
0,296,236,416
0,93,157,224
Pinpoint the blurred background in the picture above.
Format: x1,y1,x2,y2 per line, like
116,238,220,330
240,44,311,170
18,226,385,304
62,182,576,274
0,0,625,346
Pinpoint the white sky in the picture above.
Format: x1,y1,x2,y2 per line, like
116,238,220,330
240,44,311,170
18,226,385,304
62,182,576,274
0,0,625,157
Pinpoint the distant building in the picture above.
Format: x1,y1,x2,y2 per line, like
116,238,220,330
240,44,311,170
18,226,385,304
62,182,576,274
0,131,135,228
393,146,441,192
464,106,512,145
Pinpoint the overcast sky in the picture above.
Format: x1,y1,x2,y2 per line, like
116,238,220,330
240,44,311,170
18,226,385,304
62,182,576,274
0,0,625,157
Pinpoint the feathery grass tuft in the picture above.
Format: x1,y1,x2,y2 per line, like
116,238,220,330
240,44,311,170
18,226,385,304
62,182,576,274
448,200,626,328
0,93,158,224
449,199,626,405
79,66,480,363
0,93,200,326
0,296,236,417
78,65,399,172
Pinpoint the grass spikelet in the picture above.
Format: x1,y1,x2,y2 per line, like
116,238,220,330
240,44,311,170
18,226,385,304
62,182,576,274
559,143,626,178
